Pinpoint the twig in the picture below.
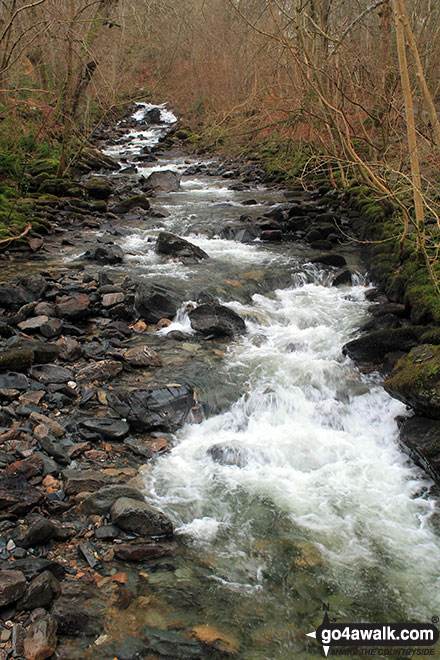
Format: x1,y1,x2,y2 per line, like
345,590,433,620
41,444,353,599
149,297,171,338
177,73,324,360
0,222,32,248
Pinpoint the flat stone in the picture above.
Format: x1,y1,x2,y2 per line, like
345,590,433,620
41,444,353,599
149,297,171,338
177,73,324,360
6,558,65,582
101,292,125,308
113,542,177,562
18,518,56,549
76,360,122,383
0,476,44,515
84,245,124,265
29,364,72,385
55,294,90,321
80,417,129,440
17,570,61,610
63,470,109,496
134,281,184,323
343,327,423,362
18,316,50,332
30,413,64,438
23,615,57,660
123,345,162,367
111,497,173,537
82,485,145,515
0,372,29,389
0,570,27,607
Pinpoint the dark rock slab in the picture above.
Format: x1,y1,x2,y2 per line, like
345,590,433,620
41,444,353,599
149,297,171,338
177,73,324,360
0,350,34,372
311,253,347,267
55,294,90,321
75,359,122,383
108,384,195,432
111,497,173,537
5,558,65,582
17,570,61,610
189,303,246,337
18,518,56,549
113,542,177,562
142,626,202,658
29,364,72,385
398,416,440,484
0,570,26,607
0,284,34,310
84,244,124,265
84,177,112,200
156,232,208,264
0,372,29,389
0,476,44,516
80,418,129,440
343,327,423,362
63,470,109,496
112,194,150,214
134,281,184,323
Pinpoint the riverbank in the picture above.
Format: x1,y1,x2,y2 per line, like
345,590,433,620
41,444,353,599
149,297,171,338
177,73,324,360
0,104,440,659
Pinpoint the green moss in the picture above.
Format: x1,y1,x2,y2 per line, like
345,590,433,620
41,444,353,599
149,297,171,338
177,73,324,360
0,349,35,372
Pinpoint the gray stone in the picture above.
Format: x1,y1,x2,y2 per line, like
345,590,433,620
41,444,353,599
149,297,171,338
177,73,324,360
123,345,162,367
19,518,56,549
189,303,246,337
101,292,124,308
111,497,173,537
0,570,27,607
134,281,184,323
17,570,61,610
80,417,129,440
84,245,124,265
82,485,145,515
29,364,72,385
156,232,208,264
144,170,181,192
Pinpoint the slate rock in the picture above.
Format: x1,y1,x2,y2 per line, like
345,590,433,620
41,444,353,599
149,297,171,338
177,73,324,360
29,364,72,385
80,418,129,440
0,372,29,390
6,558,65,582
112,195,150,214
134,282,184,323
17,570,61,610
55,294,90,321
0,284,34,310
311,253,347,267
343,327,423,362
123,345,162,367
108,384,195,432
0,476,44,516
113,542,177,562
111,497,173,537
23,614,57,660
76,359,122,383
63,470,109,496
84,244,124,265
0,349,35,372
0,570,27,607
82,485,145,515
398,416,440,484
189,303,246,337
18,518,56,549
156,232,208,264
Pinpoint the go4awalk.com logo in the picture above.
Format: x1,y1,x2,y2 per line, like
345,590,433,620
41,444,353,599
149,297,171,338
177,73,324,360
307,608,439,657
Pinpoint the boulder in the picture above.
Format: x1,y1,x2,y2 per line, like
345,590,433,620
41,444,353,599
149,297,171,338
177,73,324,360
111,497,173,537
156,232,208,264
398,416,440,484
78,148,120,172
145,107,162,123
0,284,34,310
55,294,90,321
0,570,27,607
134,282,184,323
208,443,249,468
80,417,129,440
144,170,181,193
311,253,347,267
83,177,112,200
5,558,65,582
84,244,124,265
76,359,122,383
343,327,422,362
82,485,145,515
189,304,246,337
108,384,195,432
384,345,440,418
112,194,150,214
23,615,57,660
101,292,124,307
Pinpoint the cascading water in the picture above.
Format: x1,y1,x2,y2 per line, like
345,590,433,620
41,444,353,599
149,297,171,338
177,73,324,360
100,104,440,659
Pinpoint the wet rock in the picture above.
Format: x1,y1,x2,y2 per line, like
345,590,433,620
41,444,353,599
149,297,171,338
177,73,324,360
0,284,34,310
123,345,163,367
76,359,123,383
0,349,35,372
5,558,65,582
55,294,90,321
80,418,129,440
108,384,195,432
113,542,177,561
0,476,44,515
261,229,282,241
143,626,201,658
0,371,29,389
23,614,57,660
82,485,145,515
18,518,56,549
144,170,181,192
6,455,44,480
124,437,154,458
134,281,184,323
29,364,72,385
0,570,27,607
384,345,440,418
189,303,246,337
17,570,61,610
332,270,353,286
156,232,209,264
111,497,173,537
343,327,423,362
208,443,249,467
83,177,112,200
311,253,347,267
40,318,63,339
398,416,440,483
84,244,124,265
26,342,60,364
371,302,407,318
101,292,124,307
63,470,109,496
112,195,150,213
145,107,162,123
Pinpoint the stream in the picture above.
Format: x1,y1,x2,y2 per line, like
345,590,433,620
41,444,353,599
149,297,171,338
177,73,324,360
77,105,440,658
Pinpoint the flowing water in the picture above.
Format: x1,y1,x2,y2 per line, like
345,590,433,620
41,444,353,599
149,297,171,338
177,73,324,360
94,105,440,659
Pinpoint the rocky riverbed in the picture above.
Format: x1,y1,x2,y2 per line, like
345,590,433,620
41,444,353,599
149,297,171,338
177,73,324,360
1,104,440,660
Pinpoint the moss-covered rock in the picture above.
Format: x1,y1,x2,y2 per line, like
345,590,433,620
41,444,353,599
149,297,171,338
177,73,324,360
384,344,440,418
84,177,112,200
343,326,424,362
0,349,35,372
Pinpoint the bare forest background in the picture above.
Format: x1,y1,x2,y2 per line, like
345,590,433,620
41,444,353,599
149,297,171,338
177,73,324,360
2,0,440,294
